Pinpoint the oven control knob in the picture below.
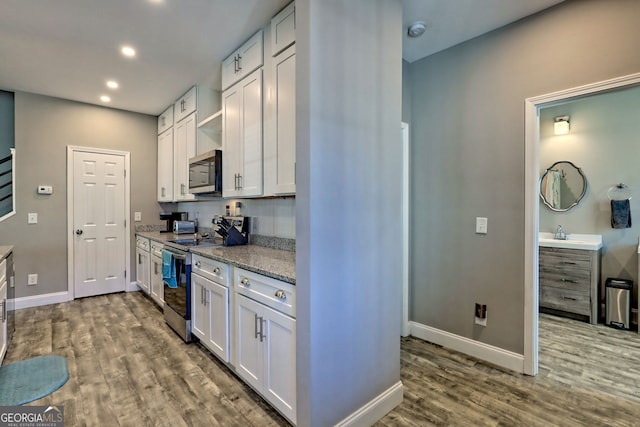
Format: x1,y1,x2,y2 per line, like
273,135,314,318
275,290,287,300
241,278,250,286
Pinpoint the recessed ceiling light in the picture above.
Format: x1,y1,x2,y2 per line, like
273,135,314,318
106,80,119,89
100,95,111,103
121,46,136,58
407,21,427,38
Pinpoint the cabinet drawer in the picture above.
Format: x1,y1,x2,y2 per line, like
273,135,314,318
235,268,295,317
150,240,164,258
539,275,590,295
192,254,229,287
158,105,174,134
539,248,591,272
540,285,591,316
136,236,150,251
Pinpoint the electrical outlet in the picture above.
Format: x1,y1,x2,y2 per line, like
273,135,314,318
28,274,38,286
475,303,487,326
134,211,142,222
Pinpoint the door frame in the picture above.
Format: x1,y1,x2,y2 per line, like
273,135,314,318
523,72,640,375
401,122,410,337
66,145,131,299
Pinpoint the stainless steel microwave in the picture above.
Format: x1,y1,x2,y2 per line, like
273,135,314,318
188,150,222,196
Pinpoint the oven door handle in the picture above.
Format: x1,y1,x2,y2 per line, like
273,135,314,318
167,252,187,261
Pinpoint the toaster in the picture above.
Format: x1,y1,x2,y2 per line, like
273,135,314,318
173,220,196,234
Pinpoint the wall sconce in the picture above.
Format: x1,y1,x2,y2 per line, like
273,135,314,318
554,115,570,135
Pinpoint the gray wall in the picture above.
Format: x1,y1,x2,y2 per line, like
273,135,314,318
407,0,640,354
296,0,402,425
0,92,158,298
540,86,640,305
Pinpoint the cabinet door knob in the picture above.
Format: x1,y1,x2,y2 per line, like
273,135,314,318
75,229,83,235
213,267,221,274
275,290,287,300
241,278,250,286
195,261,201,267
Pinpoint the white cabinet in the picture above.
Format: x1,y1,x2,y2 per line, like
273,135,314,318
234,268,296,424
191,255,230,362
158,105,174,135
173,112,197,201
264,44,296,195
174,86,219,125
0,258,7,364
271,2,295,57
223,68,263,198
222,30,264,91
157,128,174,202
149,240,164,307
135,237,150,294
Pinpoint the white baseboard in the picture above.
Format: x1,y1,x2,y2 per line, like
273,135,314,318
13,291,73,310
335,381,403,427
409,321,525,373
127,281,141,292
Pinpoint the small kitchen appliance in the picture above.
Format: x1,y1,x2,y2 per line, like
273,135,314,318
159,212,188,233
188,150,222,196
173,220,196,235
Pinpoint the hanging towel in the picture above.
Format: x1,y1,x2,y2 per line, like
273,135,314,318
611,199,632,229
545,171,562,209
162,251,178,288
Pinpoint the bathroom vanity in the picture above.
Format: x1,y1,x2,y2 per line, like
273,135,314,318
539,233,602,324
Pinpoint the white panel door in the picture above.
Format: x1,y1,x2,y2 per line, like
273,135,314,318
239,68,263,197
73,150,126,298
207,280,230,363
272,45,296,195
236,294,263,391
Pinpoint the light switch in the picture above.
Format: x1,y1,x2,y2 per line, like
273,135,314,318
134,212,142,222
28,213,38,224
475,217,488,234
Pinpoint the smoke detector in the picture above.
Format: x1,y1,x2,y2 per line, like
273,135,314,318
407,21,427,38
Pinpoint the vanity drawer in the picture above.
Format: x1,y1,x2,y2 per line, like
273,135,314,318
539,247,592,272
540,286,591,316
539,274,590,294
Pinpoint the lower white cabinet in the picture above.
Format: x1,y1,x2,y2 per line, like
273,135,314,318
135,237,150,294
191,255,230,363
149,241,164,307
234,269,296,424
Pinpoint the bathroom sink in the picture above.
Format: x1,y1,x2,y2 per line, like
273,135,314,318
538,232,603,251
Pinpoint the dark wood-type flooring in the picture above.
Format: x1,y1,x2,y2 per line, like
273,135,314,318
5,292,640,426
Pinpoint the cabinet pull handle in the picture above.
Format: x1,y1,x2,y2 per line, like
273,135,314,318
561,261,577,265
154,263,158,275
562,296,577,301
161,187,165,198
275,290,287,300
241,278,250,286
138,254,141,264
237,174,242,190
237,54,242,72
561,278,578,283
259,316,265,342
254,314,260,339
181,183,185,195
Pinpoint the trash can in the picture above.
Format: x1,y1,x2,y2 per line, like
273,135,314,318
605,278,632,329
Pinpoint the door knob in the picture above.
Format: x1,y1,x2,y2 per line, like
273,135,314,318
75,229,83,235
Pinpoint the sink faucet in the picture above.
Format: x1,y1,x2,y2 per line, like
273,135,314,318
554,225,567,240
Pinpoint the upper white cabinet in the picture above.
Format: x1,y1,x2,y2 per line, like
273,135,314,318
158,105,174,135
222,68,263,198
264,44,296,196
174,112,197,201
157,128,174,202
174,86,219,125
222,30,264,91
271,2,295,57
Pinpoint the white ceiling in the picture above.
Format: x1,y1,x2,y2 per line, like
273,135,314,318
0,0,564,116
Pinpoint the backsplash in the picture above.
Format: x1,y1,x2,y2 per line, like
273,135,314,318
173,197,296,239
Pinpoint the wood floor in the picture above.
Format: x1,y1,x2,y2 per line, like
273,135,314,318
5,292,640,426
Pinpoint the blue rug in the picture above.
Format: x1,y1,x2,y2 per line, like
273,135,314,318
0,355,69,406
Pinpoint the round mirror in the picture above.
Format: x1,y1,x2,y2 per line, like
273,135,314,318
540,161,587,211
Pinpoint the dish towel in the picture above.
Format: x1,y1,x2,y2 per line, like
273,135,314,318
162,251,178,288
611,199,632,229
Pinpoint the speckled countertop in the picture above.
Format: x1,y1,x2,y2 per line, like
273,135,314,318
192,245,295,284
0,245,13,260
135,232,295,284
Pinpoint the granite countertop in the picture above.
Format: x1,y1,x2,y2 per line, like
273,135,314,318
0,245,13,261
191,245,295,284
135,231,295,284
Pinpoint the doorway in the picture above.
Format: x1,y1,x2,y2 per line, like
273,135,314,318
67,146,130,299
524,73,640,375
